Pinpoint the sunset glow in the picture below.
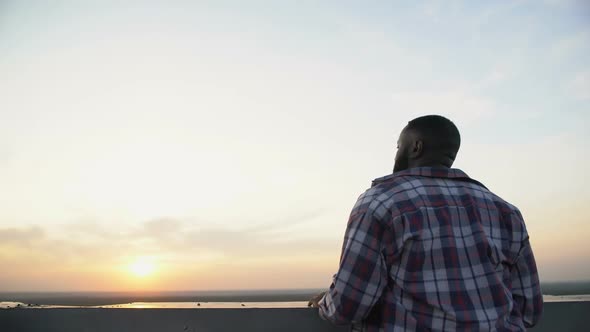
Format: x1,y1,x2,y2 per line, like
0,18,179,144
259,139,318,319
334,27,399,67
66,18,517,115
129,259,156,278
0,1,589,292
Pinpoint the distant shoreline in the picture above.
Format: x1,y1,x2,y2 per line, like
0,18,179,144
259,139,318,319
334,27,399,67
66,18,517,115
1,281,589,306
0,289,325,306
540,280,590,296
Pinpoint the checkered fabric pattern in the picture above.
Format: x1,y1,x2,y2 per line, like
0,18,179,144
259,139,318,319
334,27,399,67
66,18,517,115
318,167,542,331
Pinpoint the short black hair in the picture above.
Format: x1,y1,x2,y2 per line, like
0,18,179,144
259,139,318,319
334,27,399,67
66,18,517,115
406,115,461,155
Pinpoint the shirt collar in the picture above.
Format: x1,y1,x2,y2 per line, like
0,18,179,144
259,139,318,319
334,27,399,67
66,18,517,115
372,167,481,187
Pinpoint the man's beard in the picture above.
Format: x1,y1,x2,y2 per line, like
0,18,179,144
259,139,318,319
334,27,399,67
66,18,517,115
393,153,409,173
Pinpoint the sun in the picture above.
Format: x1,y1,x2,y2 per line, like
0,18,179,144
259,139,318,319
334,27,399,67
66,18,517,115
129,258,156,278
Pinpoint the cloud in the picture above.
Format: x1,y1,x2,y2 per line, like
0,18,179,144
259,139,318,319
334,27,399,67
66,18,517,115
390,89,495,126
419,0,446,22
569,71,590,101
0,146,14,165
0,226,45,246
151,209,331,259
542,0,590,8
549,30,590,62
137,217,184,240
483,68,507,84
0,208,335,270
478,60,524,87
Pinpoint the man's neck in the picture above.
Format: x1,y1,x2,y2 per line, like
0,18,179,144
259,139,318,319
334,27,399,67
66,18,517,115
409,160,452,169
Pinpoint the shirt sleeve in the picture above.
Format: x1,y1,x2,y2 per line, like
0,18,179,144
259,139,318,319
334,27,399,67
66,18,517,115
318,190,388,324
510,211,543,327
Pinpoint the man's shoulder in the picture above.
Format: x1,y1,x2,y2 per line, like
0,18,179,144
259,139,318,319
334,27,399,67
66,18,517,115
489,193,523,217
466,181,521,215
351,180,405,221
360,176,411,204
353,175,425,222
368,171,523,214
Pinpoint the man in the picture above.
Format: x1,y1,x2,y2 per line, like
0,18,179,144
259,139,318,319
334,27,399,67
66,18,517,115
309,115,542,331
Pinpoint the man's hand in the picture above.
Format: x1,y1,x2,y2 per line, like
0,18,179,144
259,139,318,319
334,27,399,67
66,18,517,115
307,291,327,308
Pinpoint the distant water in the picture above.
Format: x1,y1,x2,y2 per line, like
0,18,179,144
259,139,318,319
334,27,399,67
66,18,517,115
541,281,590,295
2,296,590,310
0,301,311,309
1,281,589,308
0,289,324,306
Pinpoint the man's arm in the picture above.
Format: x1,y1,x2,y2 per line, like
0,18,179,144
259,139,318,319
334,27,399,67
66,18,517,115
318,191,388,325
510,210,543,327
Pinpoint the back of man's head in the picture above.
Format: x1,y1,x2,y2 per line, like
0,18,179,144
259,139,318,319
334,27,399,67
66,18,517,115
406,115,461,154
397,115,460,169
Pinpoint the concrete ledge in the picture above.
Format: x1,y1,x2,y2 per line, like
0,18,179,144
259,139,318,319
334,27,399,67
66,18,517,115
529,301,589,332
1,302,588,332
0,308,346,332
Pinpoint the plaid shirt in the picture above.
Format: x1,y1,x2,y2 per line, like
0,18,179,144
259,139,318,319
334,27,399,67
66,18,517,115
319,167,542,331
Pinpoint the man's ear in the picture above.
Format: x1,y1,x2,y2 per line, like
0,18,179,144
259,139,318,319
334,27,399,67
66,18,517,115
411,140,423,158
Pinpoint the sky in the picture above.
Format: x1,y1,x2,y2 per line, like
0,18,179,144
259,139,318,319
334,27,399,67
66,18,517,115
0,0,589,292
